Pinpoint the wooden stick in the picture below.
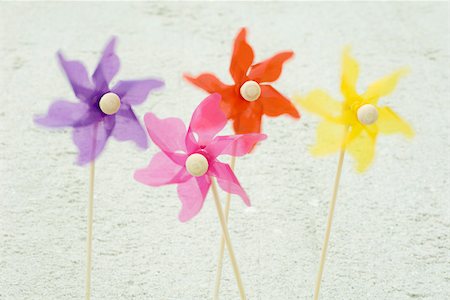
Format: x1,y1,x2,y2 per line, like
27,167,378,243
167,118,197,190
313,126,349,300
85,124,97,300
85,160,95,300
210,177,246,300
213,156,237,299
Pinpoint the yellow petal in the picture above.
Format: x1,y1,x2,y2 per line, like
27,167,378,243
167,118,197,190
347,130,377,172
341,46,359,99
343,124,362,147
310,120,346,156
377,106,414,138
294,90,343,122
363,68,409,104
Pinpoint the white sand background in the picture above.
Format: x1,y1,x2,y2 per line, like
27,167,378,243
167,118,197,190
0,2,449,299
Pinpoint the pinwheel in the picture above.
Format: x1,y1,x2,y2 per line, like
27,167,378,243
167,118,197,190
184,27,299,135
184,27,300,297
294,47,413,300
134,93,266,299
34,37,163,300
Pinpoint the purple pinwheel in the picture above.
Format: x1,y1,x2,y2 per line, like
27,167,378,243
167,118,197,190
35,37,164,164
134,93,267,222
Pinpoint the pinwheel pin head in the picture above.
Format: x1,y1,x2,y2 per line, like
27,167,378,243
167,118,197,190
240,80,261,102
99,92,121,115
356,104,378,125
185,153,209,177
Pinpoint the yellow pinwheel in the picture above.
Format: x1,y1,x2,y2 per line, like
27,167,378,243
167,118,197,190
296,48,415,300
295,47,414,172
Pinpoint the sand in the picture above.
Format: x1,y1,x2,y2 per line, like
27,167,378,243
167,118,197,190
0,2,449,299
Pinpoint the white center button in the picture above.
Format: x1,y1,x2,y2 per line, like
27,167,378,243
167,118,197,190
99,92,121,115
357,104,379,125
240,80,261,102
185,153,209,177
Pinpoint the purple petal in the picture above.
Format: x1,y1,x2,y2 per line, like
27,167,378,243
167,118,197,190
112,106,148,149
112,79,164,105
72,117,114,165
73,108,103,127
177,176,211,222
57,53,94,102
188,93,227,146
205,133,267,158
209,161,250,206
92,37,120,90
34,100,89,127
143,113,187,155
134,152,190,187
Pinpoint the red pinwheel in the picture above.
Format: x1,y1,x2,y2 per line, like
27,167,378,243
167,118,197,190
184,28,300,134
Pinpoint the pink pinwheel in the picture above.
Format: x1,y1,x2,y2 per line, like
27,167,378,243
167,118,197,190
134,93,267,222
35,37,164,164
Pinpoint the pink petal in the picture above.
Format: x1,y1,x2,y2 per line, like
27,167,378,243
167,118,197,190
188,93,227,146
92,37,120,90
209,161,250,206
143,113,187,155
34,100,89,127
57,53,94,102
177,176,211,222
205,133,267,158
134,152,190,187
112,79,164,105
112,106,147,149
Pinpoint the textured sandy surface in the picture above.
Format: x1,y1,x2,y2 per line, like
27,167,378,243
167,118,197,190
0,2,449,299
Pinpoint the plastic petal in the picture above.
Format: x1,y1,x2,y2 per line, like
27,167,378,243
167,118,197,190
143,113,187,154
347,131,377,172
340,47,359,99
230,28,254,83
377,106,414,138
248,51,294,83
363,68,409,104
134,152,190,187
177,176,211,222
183,73,228,93
57,52,94,102
112,79,164,105
259,85,300,118
205,133,267,158
216,86,242,119
295,90,343,123
72,118,114,165
188,93,227,146
310,120,346,156
92,37,120,90
232,103,263,134
34,100,89,127
112,106,148,149
209,161,250,206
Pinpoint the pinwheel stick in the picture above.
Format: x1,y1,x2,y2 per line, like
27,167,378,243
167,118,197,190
85,160,95,300
314,126,349,300
210,177,246,300
85,125,98,300
213,155,237,299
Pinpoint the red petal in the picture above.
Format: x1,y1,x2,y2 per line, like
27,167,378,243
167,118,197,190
184,73,227,93
248,51,294,83
231,102,263,134
229,28,254,84
260,85,300,118
218,86,245,119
